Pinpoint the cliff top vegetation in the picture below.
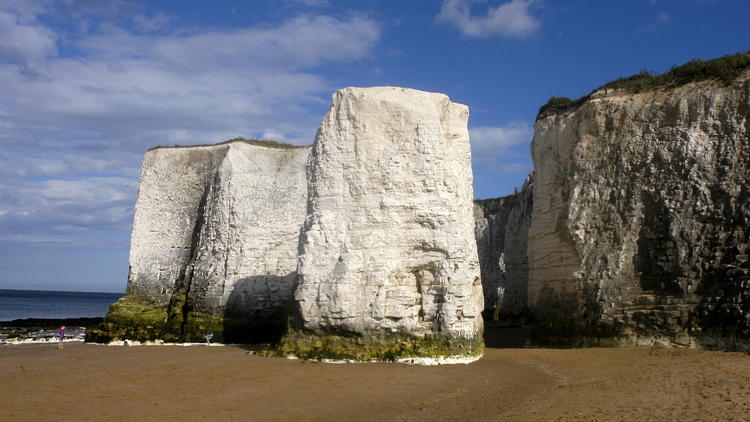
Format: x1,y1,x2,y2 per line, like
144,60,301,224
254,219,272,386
149,137,310,151
538,51,750,117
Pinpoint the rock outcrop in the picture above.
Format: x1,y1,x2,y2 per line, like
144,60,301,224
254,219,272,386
473,175,533,319
281,87,484,360
526,71,750,349
91,139,310,343
94,56,750,355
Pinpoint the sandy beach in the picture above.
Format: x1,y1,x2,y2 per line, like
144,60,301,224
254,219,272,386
2,342,748,422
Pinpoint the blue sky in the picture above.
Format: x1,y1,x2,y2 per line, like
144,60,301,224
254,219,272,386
0,0,748,293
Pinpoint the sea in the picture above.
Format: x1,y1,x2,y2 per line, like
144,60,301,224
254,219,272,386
0,289,123,321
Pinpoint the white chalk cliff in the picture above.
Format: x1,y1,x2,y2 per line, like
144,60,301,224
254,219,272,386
292,87,484,352
124,140,309,342
99,56,750,355
526,72,750,349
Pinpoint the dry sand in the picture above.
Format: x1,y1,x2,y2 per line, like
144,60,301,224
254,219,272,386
1,342,748,421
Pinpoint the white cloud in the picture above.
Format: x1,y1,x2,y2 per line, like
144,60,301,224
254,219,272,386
0,234,74,244
292,0,331,7
132,13,172,32
490,161,532,174
469,122,533,177
78,15,378,70
0,9,57,66
470,122,532,158
0,3,381,247
0,0,53,23
0,176,138,243
436,0,541,38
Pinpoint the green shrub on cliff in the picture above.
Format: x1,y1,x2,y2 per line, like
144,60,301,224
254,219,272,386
539,51,750,116
603,51,750,91
538,96,588,116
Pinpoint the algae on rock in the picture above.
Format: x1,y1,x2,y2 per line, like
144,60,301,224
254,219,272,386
275,329,484,361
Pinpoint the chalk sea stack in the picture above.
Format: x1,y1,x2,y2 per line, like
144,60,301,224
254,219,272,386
91,87,484,359
280,87,484,360
89,140,310,343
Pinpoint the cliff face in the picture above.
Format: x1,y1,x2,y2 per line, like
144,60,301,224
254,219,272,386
127,145,226,306
528,74,750,349
94,71,749,354
473,175,533,319
97,140,310,342
284,87,484,359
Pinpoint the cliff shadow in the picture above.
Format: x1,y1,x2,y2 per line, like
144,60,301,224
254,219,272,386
222,273,296,344
634,192,682,296
483,320,530,348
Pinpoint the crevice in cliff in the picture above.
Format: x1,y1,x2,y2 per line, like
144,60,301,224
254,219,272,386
411,264,445,332
474,173,534,322
223,173,232,281
414,269,425,322
635,192,682,296
166,177,212,340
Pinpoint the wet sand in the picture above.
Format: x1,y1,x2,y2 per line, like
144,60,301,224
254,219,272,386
2,342,748,421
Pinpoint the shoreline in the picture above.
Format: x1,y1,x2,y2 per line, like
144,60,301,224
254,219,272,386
2,337,483,365
0,317,102,345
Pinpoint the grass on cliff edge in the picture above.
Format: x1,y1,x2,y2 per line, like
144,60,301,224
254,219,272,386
539,51,750,117
149,137,311,151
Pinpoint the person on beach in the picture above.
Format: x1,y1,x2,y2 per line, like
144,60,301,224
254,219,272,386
58,326,65,349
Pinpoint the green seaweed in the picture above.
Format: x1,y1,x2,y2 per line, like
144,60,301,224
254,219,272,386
271,330,484,361
85,295,288,344
181,312,223,343
85,296,170,342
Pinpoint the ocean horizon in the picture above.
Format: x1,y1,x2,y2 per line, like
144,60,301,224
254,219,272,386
0,288,123,321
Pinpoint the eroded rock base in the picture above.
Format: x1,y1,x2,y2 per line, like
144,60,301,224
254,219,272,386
86,297,286,344
275,330,484,362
